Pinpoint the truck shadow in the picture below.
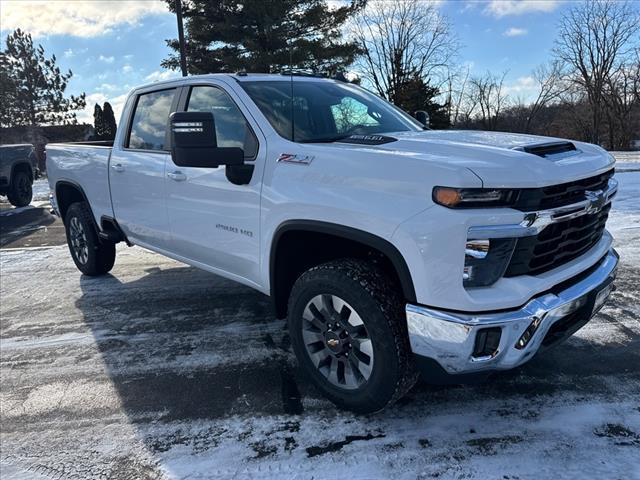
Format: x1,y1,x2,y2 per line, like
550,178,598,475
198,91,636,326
75,265,311,423
75,262,638,419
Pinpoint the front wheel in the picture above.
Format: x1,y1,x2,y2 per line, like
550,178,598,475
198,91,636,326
287,259,417,413
64,202,116,276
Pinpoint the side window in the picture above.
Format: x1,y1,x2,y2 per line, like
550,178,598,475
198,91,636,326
330,97,380,134
127,89,176,151
187,86,258,159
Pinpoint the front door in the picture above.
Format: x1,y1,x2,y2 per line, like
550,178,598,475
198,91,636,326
165,83,263,285
109,88,177,250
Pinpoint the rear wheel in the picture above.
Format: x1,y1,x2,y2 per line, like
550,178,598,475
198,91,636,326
7,171,32,207
64,202,115,276
288,259,417,413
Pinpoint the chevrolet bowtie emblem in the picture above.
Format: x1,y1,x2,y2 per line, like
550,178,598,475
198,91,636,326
585,189,606,214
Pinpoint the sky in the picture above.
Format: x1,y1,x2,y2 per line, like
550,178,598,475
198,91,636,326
0,0,614,125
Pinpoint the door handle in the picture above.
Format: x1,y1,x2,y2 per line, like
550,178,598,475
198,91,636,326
111,163,124,173
167,171,187,182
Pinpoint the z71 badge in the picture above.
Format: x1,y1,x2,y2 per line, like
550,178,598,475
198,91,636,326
277,153,314,165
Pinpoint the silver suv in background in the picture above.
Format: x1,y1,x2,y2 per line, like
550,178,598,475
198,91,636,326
0,144,38,207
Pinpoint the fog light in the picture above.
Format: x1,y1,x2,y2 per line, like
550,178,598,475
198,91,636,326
472,327,502,358
463,238,517,288
515,316,542,350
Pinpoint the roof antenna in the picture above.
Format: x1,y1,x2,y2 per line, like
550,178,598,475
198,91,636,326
289,47,295,142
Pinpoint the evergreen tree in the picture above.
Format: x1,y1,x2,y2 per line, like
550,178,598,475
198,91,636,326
102,102,117,140
93,104,104,139
0,29,86,129
162,0,365,75
395,74,450,129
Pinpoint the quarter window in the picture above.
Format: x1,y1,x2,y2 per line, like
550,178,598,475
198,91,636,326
128,89,176,151
187,86,258,158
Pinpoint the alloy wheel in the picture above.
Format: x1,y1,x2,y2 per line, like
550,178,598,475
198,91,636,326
69,217,89,264
301,294,374,390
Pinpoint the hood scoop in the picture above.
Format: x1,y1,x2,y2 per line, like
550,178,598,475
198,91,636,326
337,134,397,145
517,141,578,159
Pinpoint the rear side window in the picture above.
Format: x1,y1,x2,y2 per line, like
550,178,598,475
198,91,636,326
187,86,258,159
128,89,176,151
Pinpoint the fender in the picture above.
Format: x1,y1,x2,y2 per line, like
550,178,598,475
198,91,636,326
270,220,417,303
55,180,99,232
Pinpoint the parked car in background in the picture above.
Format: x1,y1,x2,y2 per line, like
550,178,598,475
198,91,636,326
0,144,38,207
47,74,618,412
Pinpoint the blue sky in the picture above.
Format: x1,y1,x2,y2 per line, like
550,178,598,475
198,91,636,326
0,0,600,124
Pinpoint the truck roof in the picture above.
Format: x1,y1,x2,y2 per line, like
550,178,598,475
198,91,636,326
136,72,338,92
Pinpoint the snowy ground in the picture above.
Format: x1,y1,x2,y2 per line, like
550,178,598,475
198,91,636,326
1,160,639,479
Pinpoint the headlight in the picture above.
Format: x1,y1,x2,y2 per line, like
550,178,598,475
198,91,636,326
433,187,519,208
464,238,516,287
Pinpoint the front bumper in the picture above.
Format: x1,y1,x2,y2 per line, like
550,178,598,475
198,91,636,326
406,248,619,376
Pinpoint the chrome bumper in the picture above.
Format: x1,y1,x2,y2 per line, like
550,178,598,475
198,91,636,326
406,248,619,375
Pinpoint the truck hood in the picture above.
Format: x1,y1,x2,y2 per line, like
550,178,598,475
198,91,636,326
336,130,615,188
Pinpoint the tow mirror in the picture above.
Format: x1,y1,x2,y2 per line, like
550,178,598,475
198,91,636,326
169,111,244,168
415,110,430,129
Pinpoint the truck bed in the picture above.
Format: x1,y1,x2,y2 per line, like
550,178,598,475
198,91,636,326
46,143,114,226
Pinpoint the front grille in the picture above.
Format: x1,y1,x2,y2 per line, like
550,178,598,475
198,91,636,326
513,169,614,211
506,202,610,277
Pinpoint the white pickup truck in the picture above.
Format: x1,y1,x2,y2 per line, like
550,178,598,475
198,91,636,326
47,74,619,412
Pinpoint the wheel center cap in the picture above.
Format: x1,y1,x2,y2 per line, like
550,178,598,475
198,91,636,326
324,331,342,352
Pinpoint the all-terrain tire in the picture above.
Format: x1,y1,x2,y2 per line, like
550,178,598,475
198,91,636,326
7,170,32,207
287,259,418,413
64,202,116,276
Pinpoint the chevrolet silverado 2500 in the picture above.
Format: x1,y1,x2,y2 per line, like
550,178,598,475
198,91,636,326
47,74,619,413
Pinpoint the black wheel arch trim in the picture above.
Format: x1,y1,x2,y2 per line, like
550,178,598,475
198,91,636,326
270,219,417,303
55,180,100,235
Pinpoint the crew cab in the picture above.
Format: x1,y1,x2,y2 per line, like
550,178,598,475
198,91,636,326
47,74,619,412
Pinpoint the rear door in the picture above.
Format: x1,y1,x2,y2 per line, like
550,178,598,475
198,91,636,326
109,87,178,250
165,82,264,285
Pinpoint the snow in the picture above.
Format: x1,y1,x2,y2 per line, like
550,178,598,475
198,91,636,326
32,178,50,201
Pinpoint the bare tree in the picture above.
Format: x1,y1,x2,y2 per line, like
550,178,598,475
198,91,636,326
603,59,640,149
553,0,640,144
353,0,457,104
467,71,508,131
444,64,473,126
524,60,567,132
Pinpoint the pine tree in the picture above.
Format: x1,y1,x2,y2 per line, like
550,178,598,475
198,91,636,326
395,74,451,129
93,104,104,139
162,0,365,75
0,29,86,129
102,102,117,140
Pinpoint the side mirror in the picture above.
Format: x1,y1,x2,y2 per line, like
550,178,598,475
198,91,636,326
415,110,430,129
169,111,244,168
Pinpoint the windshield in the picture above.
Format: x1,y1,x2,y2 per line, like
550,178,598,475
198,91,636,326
240,80,423,143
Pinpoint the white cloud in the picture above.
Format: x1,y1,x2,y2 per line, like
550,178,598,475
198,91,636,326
0,0,170,38
503,27,528,37
144,70,181,83
99,55,115,64
484,0,561,17
122,65,134,74
77,92,128,125
503,76,539,101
